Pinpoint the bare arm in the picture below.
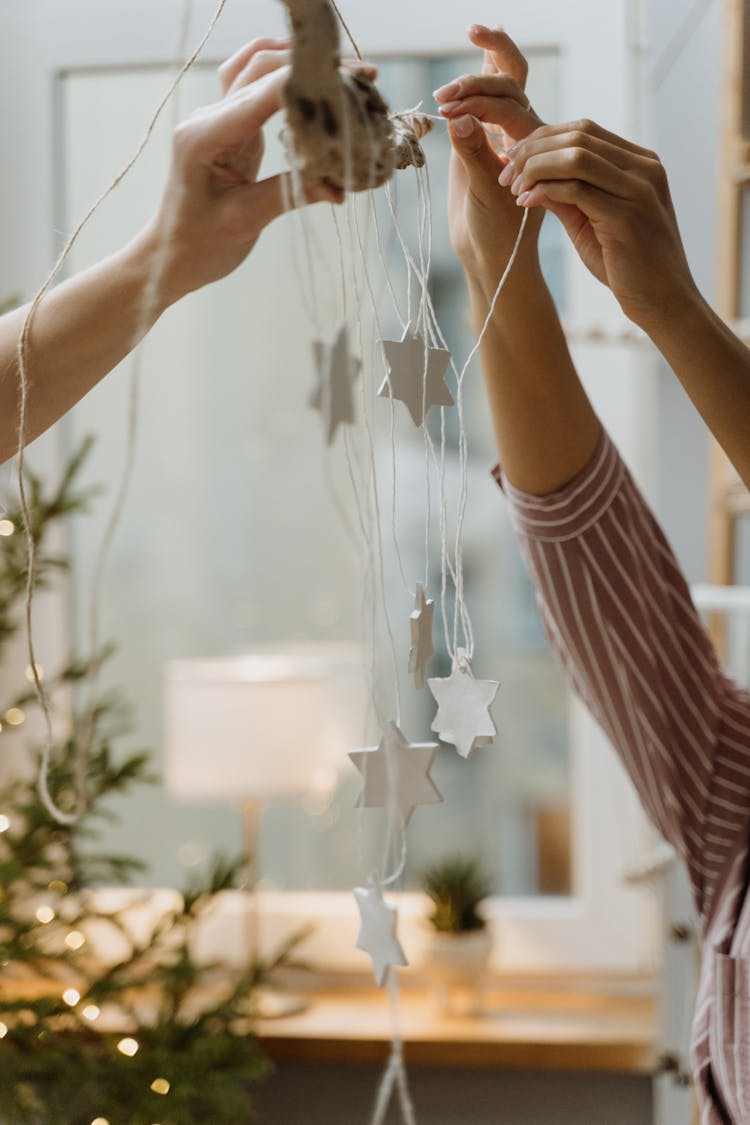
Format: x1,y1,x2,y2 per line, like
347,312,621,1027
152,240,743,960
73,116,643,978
437,26,601,494
490,118,750,491
0,37,353,462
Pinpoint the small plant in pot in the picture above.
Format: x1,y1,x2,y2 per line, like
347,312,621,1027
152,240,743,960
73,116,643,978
421,856,494,1016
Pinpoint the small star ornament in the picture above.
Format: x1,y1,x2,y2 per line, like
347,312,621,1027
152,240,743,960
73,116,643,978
349,720,443,827
309,322,360,444
354,879,408,987
428,648,499,759
409,583,434,689
377,324,453,426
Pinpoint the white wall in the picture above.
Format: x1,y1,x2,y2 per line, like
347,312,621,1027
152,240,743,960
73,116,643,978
646,0,723,582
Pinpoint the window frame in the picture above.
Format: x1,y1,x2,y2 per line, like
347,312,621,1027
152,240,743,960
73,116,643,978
0,0,659,973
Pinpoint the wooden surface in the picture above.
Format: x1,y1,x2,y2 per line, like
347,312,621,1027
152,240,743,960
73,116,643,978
258,981,656,1074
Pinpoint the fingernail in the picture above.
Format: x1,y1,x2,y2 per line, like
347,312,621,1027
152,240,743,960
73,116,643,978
498,161,515,187
517,191,531,206
469,23,492,36
438,101,462,115
434,80,460,102
510,175,523,196
452,115,476,138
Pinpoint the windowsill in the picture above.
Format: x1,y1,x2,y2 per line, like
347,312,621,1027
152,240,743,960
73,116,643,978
258,973,656,1074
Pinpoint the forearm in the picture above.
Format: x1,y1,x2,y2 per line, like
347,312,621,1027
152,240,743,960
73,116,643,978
0,223,170,461
645,291,750,491
468,261,602,495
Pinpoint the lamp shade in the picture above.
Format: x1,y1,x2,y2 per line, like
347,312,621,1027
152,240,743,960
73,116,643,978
164,647,364,802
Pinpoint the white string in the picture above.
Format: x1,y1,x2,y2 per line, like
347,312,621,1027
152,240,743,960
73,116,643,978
370,973,417,1125
76,0,195,807
451,207,530,661
28,0,228,824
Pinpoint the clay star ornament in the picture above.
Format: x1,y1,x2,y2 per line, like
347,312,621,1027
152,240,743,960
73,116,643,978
353,879,408,987
308,322,360,445
348,720,443,828
408,582,434,689
428,648,499,759
377,324,453,426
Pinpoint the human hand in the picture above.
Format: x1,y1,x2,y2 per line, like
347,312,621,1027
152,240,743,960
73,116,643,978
505,119,699,331
435,25,544,304
147,38,375,304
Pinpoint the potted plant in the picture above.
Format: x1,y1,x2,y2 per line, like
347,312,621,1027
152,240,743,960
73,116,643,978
421,856,494,1016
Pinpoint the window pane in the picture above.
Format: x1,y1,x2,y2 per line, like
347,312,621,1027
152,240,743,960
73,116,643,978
61,53,571,896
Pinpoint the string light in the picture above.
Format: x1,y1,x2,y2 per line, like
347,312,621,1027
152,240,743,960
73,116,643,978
0,1021,8,1038
150,1078,170,1095
62,988,81,1007
24,663,44,683
91,1118,110,1125
0,520,14,536
35,905,55,925
48,880,68,894
82,1005,100,1022
4,708,25,727
117,1037,139,1057
65,930,86,951
0,815,10,833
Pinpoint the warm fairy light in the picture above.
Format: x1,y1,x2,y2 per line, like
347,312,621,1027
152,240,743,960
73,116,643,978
82,1005,100,1022
91,1119,110,1125
62,988,81,1007
65,930,86,951
48,880,68,894
35,905,55,925
117,1037,139,1057
150,1078,170,1095
0,1021,7,1038
25,663,44,683
0,815,10,833
4,708,25,727
0,520,14,537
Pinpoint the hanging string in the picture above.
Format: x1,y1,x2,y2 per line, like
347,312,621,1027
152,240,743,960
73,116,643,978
370,973,418,1125
451,207,530,661
76,0,195,808
28,0,229,825
330,0,363,61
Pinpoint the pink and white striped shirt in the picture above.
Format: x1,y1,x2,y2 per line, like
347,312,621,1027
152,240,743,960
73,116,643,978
495,431,750,1124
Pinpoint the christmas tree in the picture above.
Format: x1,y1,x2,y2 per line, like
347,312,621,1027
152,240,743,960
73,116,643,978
0,439,281,1123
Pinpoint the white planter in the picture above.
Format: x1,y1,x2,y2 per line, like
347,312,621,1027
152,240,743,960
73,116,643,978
423,927,493,1017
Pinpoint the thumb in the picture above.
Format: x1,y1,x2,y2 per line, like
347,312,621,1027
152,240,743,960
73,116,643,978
448,116,502,196
233,172,344,233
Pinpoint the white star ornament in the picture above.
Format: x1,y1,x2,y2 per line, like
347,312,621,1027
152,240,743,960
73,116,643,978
409,582,434,690
428,648,499,759
354,881,408,987
377,326,453,426
348,720,443,828
309,322,360,444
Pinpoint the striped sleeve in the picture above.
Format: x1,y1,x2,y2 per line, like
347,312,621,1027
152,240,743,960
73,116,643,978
494,430,750,919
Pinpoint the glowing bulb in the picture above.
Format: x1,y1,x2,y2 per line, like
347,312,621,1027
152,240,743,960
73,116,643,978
0,520,14,536
91,1118,110,1125
82,1005,100,1022
25,663,44,683
0,815,10,833
48,880,68,894
65,930,85,951
117,1037,139,1057
150,1078,170,1095
62,988,80,1007
35,905,55,925
4,708,25,727
0,1021,7,1038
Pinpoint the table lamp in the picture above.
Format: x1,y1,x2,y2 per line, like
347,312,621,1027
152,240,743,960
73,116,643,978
163,645,364,1011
